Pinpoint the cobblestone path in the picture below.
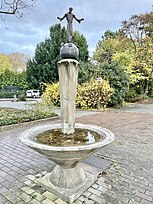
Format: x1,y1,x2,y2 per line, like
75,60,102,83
77,111,153,204
0,108,153,204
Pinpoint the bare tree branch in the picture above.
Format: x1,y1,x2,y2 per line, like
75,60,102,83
0,0,36,18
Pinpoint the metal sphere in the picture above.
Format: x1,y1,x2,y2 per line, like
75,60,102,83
60,43,79,60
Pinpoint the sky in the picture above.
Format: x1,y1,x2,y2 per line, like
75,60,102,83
0,0,152,57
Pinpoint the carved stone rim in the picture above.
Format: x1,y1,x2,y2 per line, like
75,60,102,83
19,123,115,151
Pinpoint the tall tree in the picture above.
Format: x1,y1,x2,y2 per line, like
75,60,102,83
102,29,119,40
9,52,29,72
93,30,130,106
26,24,89,89
121,11,153,95
26,24,66,88
27,38,53,89
121,11,153,51
0,53,29,90
0,69,28,90
93,30,131,64
0,53,12,73
72,31,88,62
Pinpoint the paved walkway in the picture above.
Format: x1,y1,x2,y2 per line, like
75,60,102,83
0,100,39,111
0,103,153,203
0,100,102,118
121,101,153,114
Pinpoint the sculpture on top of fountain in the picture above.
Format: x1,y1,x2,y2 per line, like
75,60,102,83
57,7,84,60
57,7,84,43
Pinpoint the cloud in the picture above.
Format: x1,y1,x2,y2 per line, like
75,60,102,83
0,0,152,56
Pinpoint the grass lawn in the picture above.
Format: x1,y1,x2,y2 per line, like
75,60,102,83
0,107,56,126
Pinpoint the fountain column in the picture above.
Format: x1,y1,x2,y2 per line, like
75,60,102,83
57,59,79,134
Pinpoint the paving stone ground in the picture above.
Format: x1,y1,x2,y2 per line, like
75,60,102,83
0,103,153,204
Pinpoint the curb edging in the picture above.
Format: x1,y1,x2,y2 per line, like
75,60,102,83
0,116,60,132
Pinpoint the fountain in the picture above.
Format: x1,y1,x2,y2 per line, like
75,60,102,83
20,8,115,204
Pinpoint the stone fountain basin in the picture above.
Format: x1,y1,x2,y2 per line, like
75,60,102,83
20,123,115,168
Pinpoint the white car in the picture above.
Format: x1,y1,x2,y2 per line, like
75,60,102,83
26,90,40,98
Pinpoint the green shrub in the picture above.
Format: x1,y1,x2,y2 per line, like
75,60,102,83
125,89,138,102
18,93,26,101
0,105,56,126
0,90,26,99
0,91,16,98
0,70,28,90
125,90,150,103
136,94,149,103
98,63,129,107
34,100,55,116
148,81,153,98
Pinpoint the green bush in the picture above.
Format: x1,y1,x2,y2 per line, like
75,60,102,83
136,94,149,103
18,93,26,101
0,104,56,126
0,91,16,98
0,91,26,99
125,89,138,102
98,63,129,107
125,89,150,103
34,100,55,116
43,79,113,109
0,69,28,90
148,81,153,98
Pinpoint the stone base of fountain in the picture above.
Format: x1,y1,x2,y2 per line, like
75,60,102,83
20,123,115,203
37,164,96,203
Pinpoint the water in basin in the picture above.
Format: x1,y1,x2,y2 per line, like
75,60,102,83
35,128,102,146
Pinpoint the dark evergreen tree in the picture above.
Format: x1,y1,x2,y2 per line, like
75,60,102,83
27,39,52,88
26,24,89,89
72,31,89,62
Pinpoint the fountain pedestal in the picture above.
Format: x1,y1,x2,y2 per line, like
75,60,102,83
20,123,115,203
38,164,96,203
57,59,79,134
